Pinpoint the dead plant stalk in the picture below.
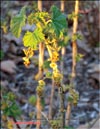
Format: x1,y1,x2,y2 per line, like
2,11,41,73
66,0,79,126
36,1,44,129
60,0,66,127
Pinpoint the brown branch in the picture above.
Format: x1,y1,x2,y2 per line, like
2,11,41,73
36,1,44,129
61,0,64,13
66,102,72,126
49,78,55,120
60,0,66,128
59,87,65,127
46,42,55,120
36,95,42,129
61,0,65,84
72,0,79,80
66,0,79,126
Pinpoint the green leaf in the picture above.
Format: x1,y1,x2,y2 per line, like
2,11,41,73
23,28,45,49
8,92,16,101
0,50,4,60
43,60,51,69
4,102,21,118
2,95,8,99
28,95,37,106
51,5,67,36
41,99,45,108
10,6,26,38
46,71,52,78
58,35,70,47
10,103,21,118
67,95,73,102
76,53,84,62
72,33,83,42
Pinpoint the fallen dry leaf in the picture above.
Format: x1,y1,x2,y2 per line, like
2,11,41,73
1,60,17,74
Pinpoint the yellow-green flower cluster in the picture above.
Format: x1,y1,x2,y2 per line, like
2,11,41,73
50,62,57,70
49,51,59,70
50,51,59,62
50,120,61,129
28,12,50,26
69,89,79,106
23,47,34,67
38,80,45,86
36,80,45,97
53,70,63,87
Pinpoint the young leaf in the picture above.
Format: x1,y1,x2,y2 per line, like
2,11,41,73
3,102,21,118
51,5,67,36
29,95,37,106
67,95,73,102
43,60,51,69
46,71,52,78
10,6,26,38
76,53,84,62
23,28,45,49
41,99,45,108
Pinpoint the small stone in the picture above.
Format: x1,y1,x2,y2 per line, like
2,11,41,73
77,39,91,53
90,111,97,119
90,73,100,82
92,103,99,112
22,24,36,31
83,61,88,65
94,47,100,54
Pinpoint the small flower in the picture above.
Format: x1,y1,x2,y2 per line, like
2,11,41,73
53,70,63,79
23,57,30,67
50,62,57,69
50,51,59,62
52,51,59,57
38,80,45,86
53,71,63,87
52,39,56,43
36,85,44,97
23,47,34,58
54,72,62,78
23,47,34,67
51,56,59,62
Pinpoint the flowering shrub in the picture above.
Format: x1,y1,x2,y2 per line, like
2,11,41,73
7,3,81,129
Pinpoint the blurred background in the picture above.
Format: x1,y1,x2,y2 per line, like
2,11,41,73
1,1,100,129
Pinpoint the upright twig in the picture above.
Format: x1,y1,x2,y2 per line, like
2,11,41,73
45,38,55,120
49,78,55,120
61,0,65,83
59,86,65,127
36,1,44,129
66,0,79,126
60,0,65,127
36,96,42,129
72,0,79,79
38,0,44,79
48,45,55,119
